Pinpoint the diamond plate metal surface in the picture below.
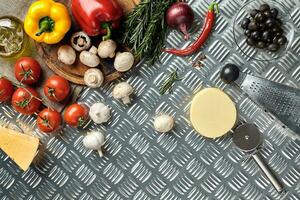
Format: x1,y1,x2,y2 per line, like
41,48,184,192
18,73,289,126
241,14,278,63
1,0,300,199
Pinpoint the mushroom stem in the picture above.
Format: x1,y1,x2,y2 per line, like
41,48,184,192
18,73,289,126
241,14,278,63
77,37,85,46
90,76,97,83
98,149,104,157
122,96,131,104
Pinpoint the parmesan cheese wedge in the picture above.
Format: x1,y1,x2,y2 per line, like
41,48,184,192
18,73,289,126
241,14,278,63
190,88,237,138
0,126,39,171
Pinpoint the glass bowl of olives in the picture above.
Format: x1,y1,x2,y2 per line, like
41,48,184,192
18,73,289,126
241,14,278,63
233,0,294,61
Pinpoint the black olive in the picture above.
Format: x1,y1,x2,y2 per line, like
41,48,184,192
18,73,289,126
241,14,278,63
246,38,256,46
248,22,258,31
278,36,287,45
256,41,266,49
241,18,251,29
276,19,282,26
255,12,266,22
264,10,273,18
270,8,279,17
273,27,284,36
244,29,252,37
268,43,279,52
259,23,266,31
273,36,281,44
220,64,240,84
250,9,259,18
260,4,270,12
272,26,280,33
251,31,261,40
265,18,276,28
262,30,272,41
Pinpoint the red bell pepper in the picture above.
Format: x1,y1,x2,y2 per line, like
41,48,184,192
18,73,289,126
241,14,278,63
71,0,123,39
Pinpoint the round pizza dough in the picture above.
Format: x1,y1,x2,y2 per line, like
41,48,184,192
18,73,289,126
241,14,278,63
190,88,237,138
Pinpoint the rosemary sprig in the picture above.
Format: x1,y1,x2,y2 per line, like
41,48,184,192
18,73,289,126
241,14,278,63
123,0,176,65
159,69,182,94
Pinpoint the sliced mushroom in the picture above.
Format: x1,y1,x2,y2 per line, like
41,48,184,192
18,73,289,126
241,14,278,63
71,31,91,52
84,68,104,88
80,46,100,68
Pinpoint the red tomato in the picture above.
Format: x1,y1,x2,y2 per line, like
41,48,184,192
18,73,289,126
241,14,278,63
15,57,41,85
37,108,62,133
44,75,70,102
0,77,14,102
64,103,89,127
12,87,41,115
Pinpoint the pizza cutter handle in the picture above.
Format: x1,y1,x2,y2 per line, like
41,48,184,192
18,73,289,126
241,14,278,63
220,64,240,84
252,153,284,193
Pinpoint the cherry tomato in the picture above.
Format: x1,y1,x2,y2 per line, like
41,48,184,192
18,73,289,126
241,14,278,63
64,103,89,127
44,75,70,102
37,108,62,133
0,77,14,102
15,57,41,85
12,87,41,115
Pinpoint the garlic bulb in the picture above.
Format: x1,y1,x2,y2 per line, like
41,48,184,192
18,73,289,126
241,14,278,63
84,68,104,88
83,131,105,157
153,114,174,133
89,103,111,124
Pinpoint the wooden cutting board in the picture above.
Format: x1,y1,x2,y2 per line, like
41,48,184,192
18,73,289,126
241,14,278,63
36,0,139,85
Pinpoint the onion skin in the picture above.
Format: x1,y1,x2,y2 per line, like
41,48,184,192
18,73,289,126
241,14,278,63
166,2,194,40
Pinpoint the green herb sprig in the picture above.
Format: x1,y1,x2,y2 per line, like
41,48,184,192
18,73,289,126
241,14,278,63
159,69,182,94
123,0,176,65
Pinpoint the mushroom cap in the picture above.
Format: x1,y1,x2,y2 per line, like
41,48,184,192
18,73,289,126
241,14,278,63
114,52,135,72
71,31,91,52
83,131,105,150
154,114,174,133
112,82,134,99
57,45,76,65
80,48,100,68
89,103,111,124
98,39,117,58
84,68,104,88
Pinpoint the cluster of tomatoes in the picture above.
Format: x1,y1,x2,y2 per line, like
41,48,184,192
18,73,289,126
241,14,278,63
0,57,89,133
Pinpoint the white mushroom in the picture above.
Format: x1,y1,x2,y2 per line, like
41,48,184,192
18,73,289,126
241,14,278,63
112,82,134,104
71,31,91,52
84,68,104,88
83,131,105,157
89,103,111,124
80,46,100,67
97,39,117,58
114,52,135,72
57,45,76,65
153,114,174,133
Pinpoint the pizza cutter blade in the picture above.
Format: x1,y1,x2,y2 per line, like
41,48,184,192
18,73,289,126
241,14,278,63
233,124,284,193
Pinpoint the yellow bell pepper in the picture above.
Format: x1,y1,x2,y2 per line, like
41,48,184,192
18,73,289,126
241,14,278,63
24,0,71,44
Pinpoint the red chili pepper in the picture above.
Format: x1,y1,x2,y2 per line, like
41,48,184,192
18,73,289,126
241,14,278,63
164,2,219,56
71,0,123,39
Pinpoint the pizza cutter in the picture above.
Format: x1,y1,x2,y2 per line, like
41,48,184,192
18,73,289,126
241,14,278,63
233,123,284,193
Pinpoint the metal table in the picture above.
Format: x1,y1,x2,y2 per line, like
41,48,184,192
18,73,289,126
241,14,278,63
1,0,300,199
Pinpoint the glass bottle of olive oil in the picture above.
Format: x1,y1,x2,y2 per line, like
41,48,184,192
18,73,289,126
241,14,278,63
0,16,28,58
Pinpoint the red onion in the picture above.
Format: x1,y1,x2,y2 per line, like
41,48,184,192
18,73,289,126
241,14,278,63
166,2,195,40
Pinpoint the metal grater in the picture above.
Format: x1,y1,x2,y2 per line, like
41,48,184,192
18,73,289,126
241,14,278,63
221,64,300,136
